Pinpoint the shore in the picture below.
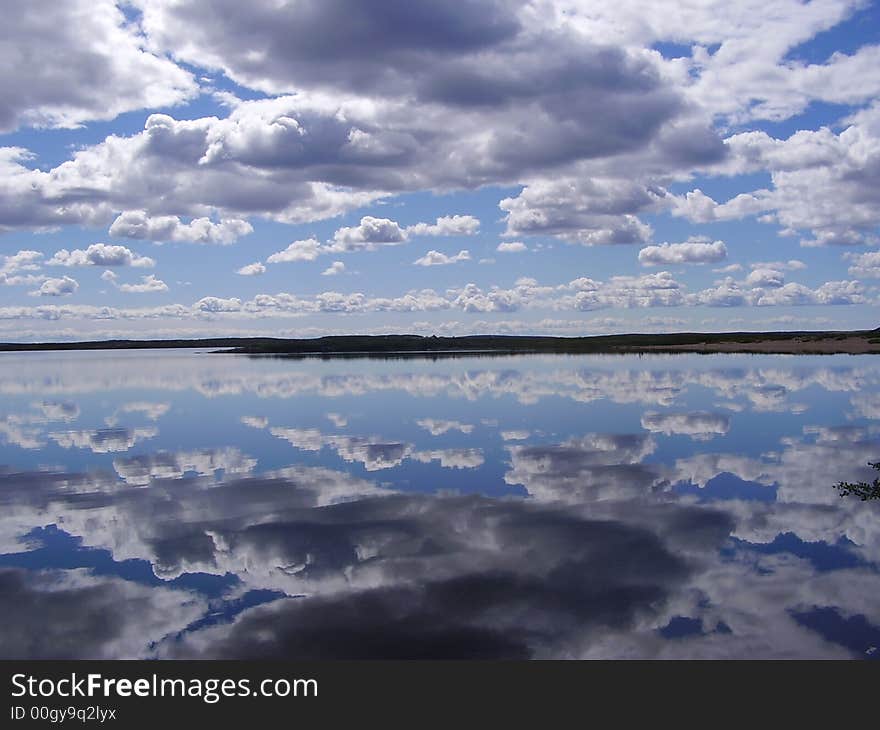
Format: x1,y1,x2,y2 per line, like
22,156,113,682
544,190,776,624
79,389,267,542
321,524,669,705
1,330,879,356
631,335,880,354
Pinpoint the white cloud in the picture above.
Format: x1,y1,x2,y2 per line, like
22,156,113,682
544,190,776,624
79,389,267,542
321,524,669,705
325,413,348,428
115,275,169,294
330,217,407,251
639,238,727,266
0,264,869,324
845,251,880,279
31,276,78,298
0,250,45,287
195,297,242,313
416,419,474,436
0,0,197,132
814,280,866,305
236,262,266,276
266,238,322,263
321,261,346,276
406,215,480,237
745,268,785,288
413,250,471,266
268,425,484,472
678,105,880,249
1,250,43,273
109,211,253,245
48,243,154,268
641,411,731,441
500,178,660,246
751,259,807,271
695,278,749,307
118,402,171,422
0,0,877,328
496,242,528,253
265,214,481,267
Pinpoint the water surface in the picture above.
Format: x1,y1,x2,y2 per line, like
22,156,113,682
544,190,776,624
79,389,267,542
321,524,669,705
1,349,879,659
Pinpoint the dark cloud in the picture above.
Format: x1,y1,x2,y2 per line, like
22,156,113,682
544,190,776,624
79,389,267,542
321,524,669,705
0,568,203,659
166,493,727,659
138,0,523,95
0,1,722,235
0,456,735,659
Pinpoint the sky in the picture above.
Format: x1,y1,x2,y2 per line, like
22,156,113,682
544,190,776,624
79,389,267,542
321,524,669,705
1,0,880,341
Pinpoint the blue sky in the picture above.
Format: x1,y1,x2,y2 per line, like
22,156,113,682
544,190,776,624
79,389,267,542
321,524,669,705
1,0,880,340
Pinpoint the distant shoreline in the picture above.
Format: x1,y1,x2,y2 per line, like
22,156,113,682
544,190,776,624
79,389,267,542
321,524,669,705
1,330,879,356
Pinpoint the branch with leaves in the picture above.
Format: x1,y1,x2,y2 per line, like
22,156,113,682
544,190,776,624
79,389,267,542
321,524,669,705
834,462,880,501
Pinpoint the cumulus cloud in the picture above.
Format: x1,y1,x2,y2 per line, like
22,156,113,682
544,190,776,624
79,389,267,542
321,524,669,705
695,276,865,308
639,238,727,266
133,0,698,191
115,275,169,294
0,116,383,234
48,243,155,268
321,261,346,276
406,215,480,237
31,276,78,298
413,249,471,266
500,178,660,246
1,250,43,273
330,217,407,250
0,250,45,287
496,241,528,253
195,296,243,313
99,270,168,294
0,0,876,329
677,105,880,250
0,265,868,324
0,0,196,132
751,260,807,272
263,214,481,268
109,211,253,245
745,268,786,288
0,1,718,237
236,262,266,276
266,238,322,263
845,251,880,279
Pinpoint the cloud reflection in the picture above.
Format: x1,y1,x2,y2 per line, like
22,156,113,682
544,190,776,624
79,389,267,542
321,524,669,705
1,351,880,658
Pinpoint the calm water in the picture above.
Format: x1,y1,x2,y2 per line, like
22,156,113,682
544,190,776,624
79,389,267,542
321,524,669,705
1,348,879,659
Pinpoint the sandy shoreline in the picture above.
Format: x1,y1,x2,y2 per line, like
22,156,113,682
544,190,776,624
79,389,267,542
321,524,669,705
628,336,880,354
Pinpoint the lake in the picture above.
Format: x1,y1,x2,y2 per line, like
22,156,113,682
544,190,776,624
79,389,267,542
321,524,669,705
1,348,879,659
